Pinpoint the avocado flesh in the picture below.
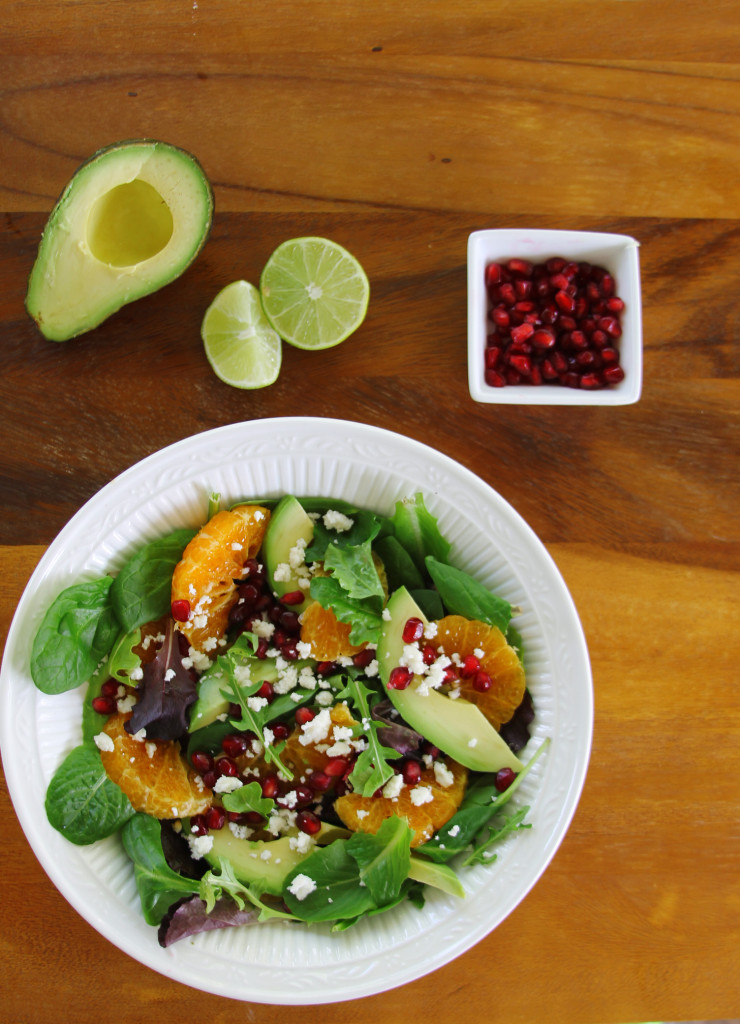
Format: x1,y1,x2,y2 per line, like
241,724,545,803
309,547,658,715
26,139,213,341
204,823,348,895
377,587,523,773
262,495,315,615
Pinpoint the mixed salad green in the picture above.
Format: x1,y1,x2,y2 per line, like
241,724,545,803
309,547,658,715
31,492,546,945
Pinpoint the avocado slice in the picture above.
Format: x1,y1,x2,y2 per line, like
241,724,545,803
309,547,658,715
377,587,523,773
408,853,466,898
204,823,348,895
262,495,315,615
26,139,213,341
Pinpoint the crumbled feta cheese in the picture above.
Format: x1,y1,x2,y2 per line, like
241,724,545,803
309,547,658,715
288,832,315,854
263,726,275,747
448,824,460,837
247,695,269,713
382,607,392,621
410,785,434,806
273,563,292,582
164,668,175,682
287,873,317,901
299,708,333,746
116,694,137,713
229,822,253,840
322,510,354,532
145,742,157,759
356,809,369,819
93,732,114,753
251,619,275,639
467,737,478,748
399,643,426,675
187,834,214,859
296,640,313,659
433,761,455,788
423,622,438,639
214,775,244,794
129,666,144,682
130,727,147,743
382,774,405,800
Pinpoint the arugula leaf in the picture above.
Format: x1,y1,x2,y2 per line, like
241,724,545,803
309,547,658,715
108,626,142,681
389,493,451,576
425,556,512,632
337,673,400,796
200,860,297,922
220,661,295,780
419,738,549,863
122,814,200,925
309,575,383,646
323,539,385,602
346,816,413,905
462,805,532,866
45,745,135,845
110,528,196,632
126,619,198,741
221,780,275,818
31,577,119,695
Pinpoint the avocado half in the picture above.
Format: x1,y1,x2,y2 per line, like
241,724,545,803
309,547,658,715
26,139,214,341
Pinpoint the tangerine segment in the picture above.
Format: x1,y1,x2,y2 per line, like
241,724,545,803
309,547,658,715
433,615,525,730
171,504,271,652
299,600,367,661
335,758,467,847
282,702,358,777
100,713,211,819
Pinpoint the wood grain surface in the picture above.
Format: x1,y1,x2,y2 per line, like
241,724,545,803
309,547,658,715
1,3,739,1023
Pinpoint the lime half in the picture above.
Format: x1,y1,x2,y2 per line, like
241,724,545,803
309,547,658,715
201,280,282,389
259,237,370,350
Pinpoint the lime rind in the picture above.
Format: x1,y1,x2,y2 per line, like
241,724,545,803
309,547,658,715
201,280,282,389
259,236,370,350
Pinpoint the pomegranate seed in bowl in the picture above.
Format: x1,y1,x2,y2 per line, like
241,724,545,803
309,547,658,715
483,257,626,392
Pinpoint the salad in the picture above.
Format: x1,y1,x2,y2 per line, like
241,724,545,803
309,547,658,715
30,491,547,945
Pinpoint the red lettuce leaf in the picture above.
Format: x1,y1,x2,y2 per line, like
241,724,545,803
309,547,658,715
157,895,259,947
125,620,198,741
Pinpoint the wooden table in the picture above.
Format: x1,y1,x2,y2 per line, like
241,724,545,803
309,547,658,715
1,3,738,1022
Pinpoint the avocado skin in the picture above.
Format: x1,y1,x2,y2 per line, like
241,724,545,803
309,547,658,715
26,138,214,341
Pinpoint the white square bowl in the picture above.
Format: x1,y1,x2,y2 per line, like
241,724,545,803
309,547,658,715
467,228,642,405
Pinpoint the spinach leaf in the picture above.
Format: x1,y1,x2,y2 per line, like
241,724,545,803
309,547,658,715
373,535,425,592
425,556,512,632
282,840,378,922
283,817,413,922
81,662,112,745
389,493,451,576
346,816,413,905
45,744,135,845
31,577,119,695
409,587,445,621
110,528,196,632
309,575,383,646
121,813,200,925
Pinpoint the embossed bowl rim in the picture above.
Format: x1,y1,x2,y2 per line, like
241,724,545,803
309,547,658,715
0,417,593,1004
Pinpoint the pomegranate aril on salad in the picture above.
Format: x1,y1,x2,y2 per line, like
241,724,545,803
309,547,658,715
30,490,548,945
484,257,626,389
